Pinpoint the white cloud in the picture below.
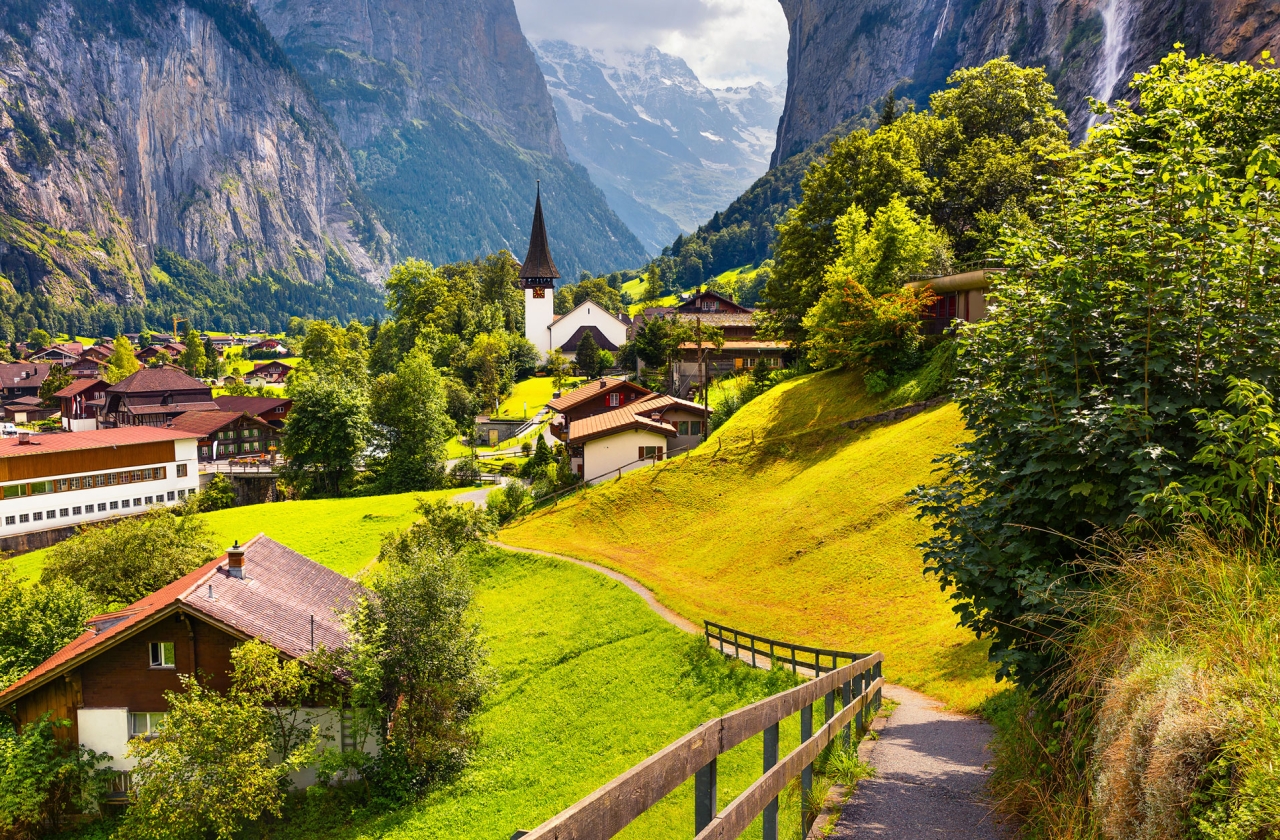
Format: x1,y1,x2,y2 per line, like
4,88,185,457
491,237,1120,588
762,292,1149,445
513,0,789,88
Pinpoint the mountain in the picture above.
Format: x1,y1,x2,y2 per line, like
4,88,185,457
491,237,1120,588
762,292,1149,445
0,0,391,336
534,41,784,253
772,0,1280,161
252,0,649,279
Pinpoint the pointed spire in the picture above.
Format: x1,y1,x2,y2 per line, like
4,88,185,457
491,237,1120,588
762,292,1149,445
519,181,560,281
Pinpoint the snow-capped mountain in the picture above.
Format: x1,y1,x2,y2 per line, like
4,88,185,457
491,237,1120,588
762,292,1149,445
535,40,784,253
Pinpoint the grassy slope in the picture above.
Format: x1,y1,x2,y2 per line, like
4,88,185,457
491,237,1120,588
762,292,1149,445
501,369,998,710
295,550,810,840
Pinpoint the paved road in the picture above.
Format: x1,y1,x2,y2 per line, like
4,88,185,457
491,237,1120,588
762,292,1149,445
829,684,1006,839
455,484,501,508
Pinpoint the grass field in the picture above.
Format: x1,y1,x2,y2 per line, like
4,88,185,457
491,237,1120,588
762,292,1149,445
622,277,678,315
10,490,469,581
495,376,584,420
225,355,302,376
272,549,817,840
501,368,998,710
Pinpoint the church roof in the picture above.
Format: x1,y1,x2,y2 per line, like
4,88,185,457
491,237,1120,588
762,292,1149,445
519,183,561,281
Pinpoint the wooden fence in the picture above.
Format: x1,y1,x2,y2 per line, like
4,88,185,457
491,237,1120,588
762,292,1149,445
512,651,884,840
704,621,867,678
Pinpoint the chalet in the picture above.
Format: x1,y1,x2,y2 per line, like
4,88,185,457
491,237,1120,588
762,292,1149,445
29,343,83,366
0,363,49,400
249,360,293,384
565,393,711,483
167,411,280,462
246,338,288,356
905,264,1005,334
213,394,292,429
71,347,110,379
0,536,364,790
97,368,218,429
3,396,55,423
136,343,185,365
547,377,654,442
671,290,790,386
203,335,235,354
56,378,109,431
0,427,200,553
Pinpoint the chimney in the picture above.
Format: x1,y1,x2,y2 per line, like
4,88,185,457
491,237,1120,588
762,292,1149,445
227,540,245,579
16,432,30,445
599,380,606,389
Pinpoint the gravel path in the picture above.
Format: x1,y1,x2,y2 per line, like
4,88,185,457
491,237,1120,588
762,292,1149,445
829,684,1007,839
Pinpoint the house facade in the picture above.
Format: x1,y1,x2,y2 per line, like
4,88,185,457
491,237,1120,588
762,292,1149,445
249,361,292,384
0,363,49,400
97,368,219,429
3,396,56,423
547,378,654,442
56,378,109,431
565,393,711,482
547,301,628,362
0,427,200,550
29,343,83,366
0,536,363,790
669,290,791,389
905,266,1004,334
167,411,280,462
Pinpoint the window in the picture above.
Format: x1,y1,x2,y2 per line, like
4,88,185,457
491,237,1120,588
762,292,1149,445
141,469,152,481
131,471,141,483
702,300,717,311
176,464,187,478
690,421,702,436
2,485,25,500
47,510,55,519
18,514,28,524
155,467,166,479
200,446,210,458
678,421,689,436
98,503,107,512
32,512,42,522
177,489,186,500
55,479,68,492
606,393,621,407
149,642,176,668
118,500,127,509
72,506,82,515
106,473,117,486
69,477,81,490
59,508,68,518
274,406,285,413
3,516,12,526
129,712,167,738
167,492,175,502
29,481,51,495
133,498,142,507
639,446,664,461
144,496,154,505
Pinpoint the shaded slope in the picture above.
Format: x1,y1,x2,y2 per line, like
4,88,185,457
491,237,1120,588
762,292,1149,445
502,369,997,710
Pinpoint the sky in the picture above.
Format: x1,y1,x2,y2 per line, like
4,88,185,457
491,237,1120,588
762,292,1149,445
512,0,790,89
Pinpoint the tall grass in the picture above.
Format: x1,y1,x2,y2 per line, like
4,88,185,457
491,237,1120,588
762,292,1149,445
987,529,1280,838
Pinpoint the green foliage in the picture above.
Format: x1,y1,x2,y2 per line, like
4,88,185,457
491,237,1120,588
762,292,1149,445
42,507,221,608
369,345,453,492
281,373,371,497
554,275,625,316
0,714,112,837
176,328,206,377
37,362,73,407
487,482,532,526
24,329,49,351
193,474,237,513
573,329,602,380
102,335,138,384
297,320,369,384
0,566,94,690
230,640,320,766
545,350,571,391
911,51,1280,686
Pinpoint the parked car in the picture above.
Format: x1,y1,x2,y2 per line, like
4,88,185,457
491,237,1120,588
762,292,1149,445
0,423,20,437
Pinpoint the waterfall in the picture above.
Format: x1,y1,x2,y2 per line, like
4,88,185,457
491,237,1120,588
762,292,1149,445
932,0,952,48
1087,0,1137,131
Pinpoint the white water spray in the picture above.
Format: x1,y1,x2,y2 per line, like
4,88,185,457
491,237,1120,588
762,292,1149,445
932,0,952,48
1087,0,1138,131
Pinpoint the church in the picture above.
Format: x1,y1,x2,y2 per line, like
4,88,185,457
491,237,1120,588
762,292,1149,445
519,185,629,362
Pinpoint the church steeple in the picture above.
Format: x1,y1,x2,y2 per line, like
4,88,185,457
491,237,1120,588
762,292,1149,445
519,181,560,285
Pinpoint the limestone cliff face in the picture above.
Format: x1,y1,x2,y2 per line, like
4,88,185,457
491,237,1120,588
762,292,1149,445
0,0,389,307
252,0,567,157
772,0,1280,162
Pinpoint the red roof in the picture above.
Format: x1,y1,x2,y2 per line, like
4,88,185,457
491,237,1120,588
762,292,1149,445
106,367,210,394
547,378,651,413
251,361,293,372
0,427,196,458
0,536,365,707
167,410,274,437
126,401,221,416
213,395,291,415
53,378,106,399
569,404,676,443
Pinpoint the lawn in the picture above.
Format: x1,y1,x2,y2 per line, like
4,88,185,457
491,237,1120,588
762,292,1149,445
272,548,818,840
10,489,469,581
494,376,584,420
225,355,302,376
501,368,999,711
622,276,678,315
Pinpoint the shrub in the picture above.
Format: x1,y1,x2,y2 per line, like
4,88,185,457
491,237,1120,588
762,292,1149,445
193,474,236,512
487,482,532,525
0,714,112,837
0,568,94,691
449,456,481,486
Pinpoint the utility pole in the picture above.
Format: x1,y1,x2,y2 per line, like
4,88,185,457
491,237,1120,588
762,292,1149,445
697,316,709,443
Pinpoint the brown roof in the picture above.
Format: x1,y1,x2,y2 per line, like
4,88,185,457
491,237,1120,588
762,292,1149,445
126,401,221,416
0,536,365,707
633,393,713,417
672,312,757,328
569,404,677,444
0,363,49,389
0,426,196,458
53,378,106,399
5,396,42,407
106,367,209,395
561,325,619,353
678,339,788,350
166,410,269,437
547,378,650,412
518,185,560,281
214,395,291,415
251,361,293,372
676,289,754,315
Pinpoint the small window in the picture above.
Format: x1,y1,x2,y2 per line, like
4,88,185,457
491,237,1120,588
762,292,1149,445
606,393,620,407
678,421,689,435
155,467,166,480
134,498,142,507
70,477,81,490
18,514,28,524
145,496,154,505
149,642,176,668
46,510,56,519
177,489,186,499
32,512,42,522
72,506,82,515
129,711,167,737
59,508,69,517
690,421,702,436
95,475,105,487
166,491,175,502
55,479,69,492
98,503,107,512
141,469,152,481
118,500,127,509
3,516,12,526
176,464,188,478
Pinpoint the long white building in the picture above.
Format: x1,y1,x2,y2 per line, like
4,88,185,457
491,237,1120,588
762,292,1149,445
0,428,201,549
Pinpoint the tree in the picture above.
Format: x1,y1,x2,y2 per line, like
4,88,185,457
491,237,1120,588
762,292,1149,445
298,320,369,384
24,329,50,352
193,474,236,512
370,345,453,492
0,567,94,690
281,374,371,497
0,715,112,837
911,51,1280,687
442,376,477,432
286,317,307,339
598,349,615,371
487,482,532,525
37,363,73,407
43,508,221,608
546,349,571,391
177,328,206,378
462,332,512,413
103,335,139,384
575,330,602,379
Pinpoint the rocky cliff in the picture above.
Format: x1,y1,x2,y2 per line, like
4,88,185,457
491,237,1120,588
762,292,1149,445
0,0,390,321
772,0,1280,162
253,0,648,277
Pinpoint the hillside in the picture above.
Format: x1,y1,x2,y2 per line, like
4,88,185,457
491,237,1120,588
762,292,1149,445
501,369,997,710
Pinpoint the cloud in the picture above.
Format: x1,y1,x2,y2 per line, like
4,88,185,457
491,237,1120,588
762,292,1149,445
513,0,789,88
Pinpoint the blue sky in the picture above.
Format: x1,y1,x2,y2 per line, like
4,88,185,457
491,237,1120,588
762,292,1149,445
512,0,789,88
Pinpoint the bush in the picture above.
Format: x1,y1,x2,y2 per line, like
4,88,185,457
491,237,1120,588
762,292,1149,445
449,456,481,486
0,568,94,691
193,474,236,512
0,714,112,837
487,482,532,525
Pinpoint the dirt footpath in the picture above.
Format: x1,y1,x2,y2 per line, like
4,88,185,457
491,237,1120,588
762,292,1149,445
828,684,1008,839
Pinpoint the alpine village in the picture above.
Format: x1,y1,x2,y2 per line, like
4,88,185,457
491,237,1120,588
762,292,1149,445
0,0,1278,838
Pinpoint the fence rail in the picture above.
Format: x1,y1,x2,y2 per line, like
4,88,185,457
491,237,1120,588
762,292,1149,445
704,622,867,678
515,651,883,840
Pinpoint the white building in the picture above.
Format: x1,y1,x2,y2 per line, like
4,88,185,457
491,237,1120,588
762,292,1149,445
566,394,712,483
0,427,200,549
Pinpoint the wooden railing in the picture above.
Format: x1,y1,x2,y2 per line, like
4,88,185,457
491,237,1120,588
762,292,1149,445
705,621,867,677
513,652,884,840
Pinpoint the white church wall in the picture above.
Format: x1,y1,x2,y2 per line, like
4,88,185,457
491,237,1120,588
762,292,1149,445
525,288,555,359
549,301,628,353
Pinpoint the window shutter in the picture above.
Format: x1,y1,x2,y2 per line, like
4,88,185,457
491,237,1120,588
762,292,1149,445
639,447,645,461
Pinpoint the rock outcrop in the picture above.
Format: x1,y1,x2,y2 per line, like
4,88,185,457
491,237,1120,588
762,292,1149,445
0,0,390,310
772,0,1280,162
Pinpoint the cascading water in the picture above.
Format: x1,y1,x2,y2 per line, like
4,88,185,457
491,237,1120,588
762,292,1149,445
1086,0,1138,131
932,0,952,48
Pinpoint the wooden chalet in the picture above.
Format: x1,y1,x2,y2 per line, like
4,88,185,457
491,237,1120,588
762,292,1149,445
97,368,218,429
213,395,292,429
565,393,711,482
29,343,83,366
249,360,293,384
136,343,185,364
55,378,108,431
3,396,55,423
0,363,49,400
547,377,654,442
668,290,790,388
167,410,279,461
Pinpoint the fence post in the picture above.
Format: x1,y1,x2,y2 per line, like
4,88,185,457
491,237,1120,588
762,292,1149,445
800,703,814,824
823,689,835,759
854,670,865,738
873,659,883,712
750,633,757,669
763,722,779,840
695,757,717,833
842,678,853,748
